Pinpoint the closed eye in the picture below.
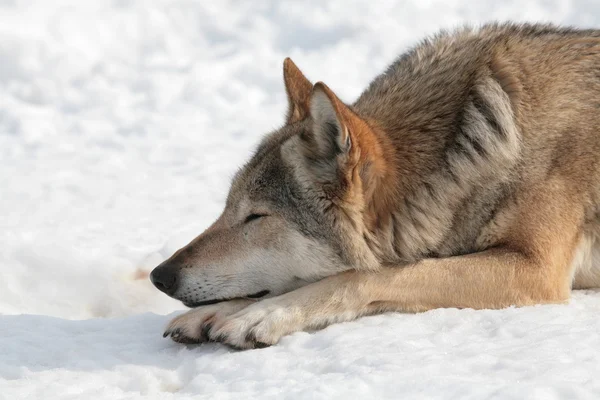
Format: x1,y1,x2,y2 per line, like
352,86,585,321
244,213,267,224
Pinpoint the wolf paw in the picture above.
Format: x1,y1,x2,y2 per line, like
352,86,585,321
163,299,253,344
208,300,300,349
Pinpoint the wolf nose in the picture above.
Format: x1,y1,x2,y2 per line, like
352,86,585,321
150,266,178,295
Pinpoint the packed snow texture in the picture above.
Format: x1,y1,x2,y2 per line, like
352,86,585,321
1,0,600,398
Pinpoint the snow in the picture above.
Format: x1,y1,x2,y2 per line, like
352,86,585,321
1,0,600,398
3,294,600,399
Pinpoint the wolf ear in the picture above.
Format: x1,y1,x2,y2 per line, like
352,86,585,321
283,58,313,124
293,82,362,188
308,82,353,161
289,80,388,216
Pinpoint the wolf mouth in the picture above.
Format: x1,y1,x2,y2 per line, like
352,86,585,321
183,290,270,308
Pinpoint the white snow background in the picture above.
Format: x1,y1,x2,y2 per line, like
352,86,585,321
1,0,600,398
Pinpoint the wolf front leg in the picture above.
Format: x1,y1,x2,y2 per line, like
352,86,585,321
209,183,582,349
207,248,573,349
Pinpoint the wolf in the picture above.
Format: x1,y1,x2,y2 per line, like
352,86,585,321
150,23,600,349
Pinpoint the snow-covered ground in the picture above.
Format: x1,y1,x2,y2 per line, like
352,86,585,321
1,0,600,398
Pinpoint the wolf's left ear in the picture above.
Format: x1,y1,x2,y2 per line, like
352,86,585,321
283,58,313,124
308,82,353,160
293,81,369,189
301,82,386,191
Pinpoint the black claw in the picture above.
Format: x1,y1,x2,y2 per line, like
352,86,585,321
175,335,202,345
245,331,257,343
163,331,170,338
201,323,213,340
213,333,227,343
245,331,270,349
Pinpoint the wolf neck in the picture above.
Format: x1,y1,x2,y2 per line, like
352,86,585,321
351,77,479,265
352,70,521,264
355,116,446,265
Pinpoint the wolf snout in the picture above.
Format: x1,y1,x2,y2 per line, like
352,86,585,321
150,265,179,295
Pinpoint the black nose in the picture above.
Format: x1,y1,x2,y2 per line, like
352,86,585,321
150,266,178,295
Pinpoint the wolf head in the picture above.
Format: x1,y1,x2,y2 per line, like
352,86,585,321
150,59,391,307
